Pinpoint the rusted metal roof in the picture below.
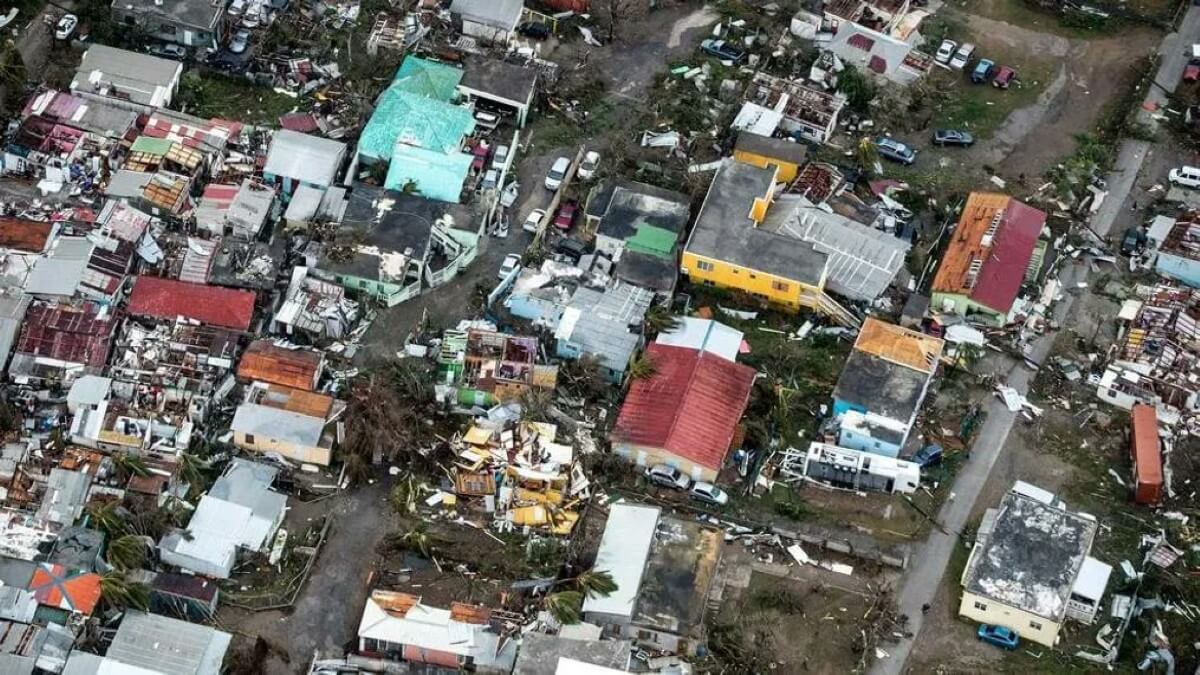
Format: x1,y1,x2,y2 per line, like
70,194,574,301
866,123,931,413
15,301,115,368
853,317,943,374
128,276,256,331
251,382,334,419
371,590,419,617
0,218,54,253
449,602,491,625
236,340,323,391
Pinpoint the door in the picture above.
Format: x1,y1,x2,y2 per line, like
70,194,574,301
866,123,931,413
184,30,193,46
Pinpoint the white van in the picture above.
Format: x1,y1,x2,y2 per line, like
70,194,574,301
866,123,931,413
949,43,974,70
1170,166,1200,189
544,157,570,191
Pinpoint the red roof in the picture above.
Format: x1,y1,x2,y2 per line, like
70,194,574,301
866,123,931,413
969,199,1045,314
611,343,756,472
29,563,102,615
16,302,115,368
237,340,323,391
1131,404,1162,483
128,276,256,330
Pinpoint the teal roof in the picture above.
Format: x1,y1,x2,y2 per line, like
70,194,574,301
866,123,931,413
358,90,476,162
393,57,463,101
384,144,473,204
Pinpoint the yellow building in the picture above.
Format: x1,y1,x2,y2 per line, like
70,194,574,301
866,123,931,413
732,131,808,183
959,486,1105,648
682,159,855,324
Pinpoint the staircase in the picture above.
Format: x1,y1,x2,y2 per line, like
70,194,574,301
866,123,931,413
815,292,861,328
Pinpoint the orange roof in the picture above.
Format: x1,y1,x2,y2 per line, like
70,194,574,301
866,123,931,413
449,602,491,624
253,383,334,418
853,317,943,374
372,590,419,617
238,340,323,391
932,192,1010,295
0,218,53,253
29,564,102,615
1131,404,1162,482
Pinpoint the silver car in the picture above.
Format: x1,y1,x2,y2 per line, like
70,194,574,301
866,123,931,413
645,464,691,490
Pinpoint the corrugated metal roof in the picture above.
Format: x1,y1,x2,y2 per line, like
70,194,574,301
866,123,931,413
0,218,53,253
1131,404,1162,484
237,340,323,391
29,563,101,615
263,130,346,188
106,610,231,675
556,285,653,375
15,301,114,368
611,343,756,471
853,317,943,374
128,276,256,330
581,503,659,617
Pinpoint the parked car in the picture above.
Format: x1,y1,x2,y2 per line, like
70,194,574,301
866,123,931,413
474,110,500,133
912,444,943,468
700,38,745,63
228,0,247,16
544,156,570,190
993,66,1017,89
932,129,974,147
521,208,546,234
1169,165,1200,188
555,237,587,262
517,21,551,40
497,253,521,280
977,624,1020,650
690,482,729,506
1186,58,1200,83
1120,226,1146,255
934,39,957,64
949,42,974,69
229,29,251,54
554,200,578,231
971,58,996,84
54,14,77,40
148,43,187,60
875,137,917,165
492,144,510,170
645,464,692,490
480,169,499,191
578,150,601,180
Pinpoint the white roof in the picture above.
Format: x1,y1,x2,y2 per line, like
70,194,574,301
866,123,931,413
1147,215,1175,246
655,317,743,361
231,402,325,447
732,102,782,137
356,597,516,669
1012,480,1057,506
67,375,112,409
581,503,660,618
264,130,346,187
1071,556,1112,601
106,610,231,675
555,658,629,675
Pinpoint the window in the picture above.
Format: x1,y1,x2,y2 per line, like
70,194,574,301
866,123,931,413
244,433,255,444
749,273,757,279
696,260,714,272
973,601,987,611
772,280,790,293
1029,620,1043,630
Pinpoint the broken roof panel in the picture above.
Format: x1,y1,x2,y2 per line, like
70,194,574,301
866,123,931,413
15,301,114,368
0,219,54,254
852,317,943,374
237,340,323,391
128,276,256,330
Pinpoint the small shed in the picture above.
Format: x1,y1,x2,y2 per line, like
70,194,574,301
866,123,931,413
1129,403,1163,505
449,0,523,44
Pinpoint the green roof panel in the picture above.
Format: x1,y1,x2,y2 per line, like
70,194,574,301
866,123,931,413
624,222,678,259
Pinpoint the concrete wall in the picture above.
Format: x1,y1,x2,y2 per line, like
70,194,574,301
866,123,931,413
681,251,824,313
612,442,719,482
233,431,332,466
837,424,902,458
930,291,1006,327
732,150,802,183
958,590,1061,648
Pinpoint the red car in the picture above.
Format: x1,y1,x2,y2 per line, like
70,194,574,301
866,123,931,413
992,66,1016,89
469,142,490,172
1185,58,1200,83
554,201,577,231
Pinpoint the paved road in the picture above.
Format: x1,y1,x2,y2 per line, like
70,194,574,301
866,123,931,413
872,9,1200,673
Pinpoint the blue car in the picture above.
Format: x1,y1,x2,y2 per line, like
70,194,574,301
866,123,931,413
971,58,996,84
977,624,1019,650
700,38,745,63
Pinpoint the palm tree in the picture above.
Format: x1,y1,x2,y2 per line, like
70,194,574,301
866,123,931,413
856,137,879,175
401,524,435,558
627,353,658,381
99,572,150,611
87,501,127,537
518,388,553,424
106,534,148,571
177,453,205,494
573,569,618,599
112,452,150,484
544,590,584,625
643,305,682,338
343,452,370,486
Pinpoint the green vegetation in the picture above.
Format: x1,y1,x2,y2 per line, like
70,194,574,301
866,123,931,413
176,72,299,125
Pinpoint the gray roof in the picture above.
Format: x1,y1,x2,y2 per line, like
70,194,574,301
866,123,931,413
106,170,153,199
47,526,104,574
450,0,523,28
72,45,182,106
734,132,809,166
614,249,676,294
208,459,286,529
686,160,828,285
61,650,105,675
588,179,691,238
264,130,346,187
231,403,326,447
768,196,909,302
633,515,722,638
556,284,653,374
0,291,29,367
226,180,276,239
115,0,223,31
106,610,231,675
832,350,929,423
459,58,538,106
513,634,632,675
24,237,93,297
35,468,91,527
963,490,1098,621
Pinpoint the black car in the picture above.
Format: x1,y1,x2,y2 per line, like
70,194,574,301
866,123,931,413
555,237,587,262
517,22,551,40
932,129,975,147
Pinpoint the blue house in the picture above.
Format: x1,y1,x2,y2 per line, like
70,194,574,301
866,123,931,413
263,130,347,198
554,283,654,384
831,318,943,458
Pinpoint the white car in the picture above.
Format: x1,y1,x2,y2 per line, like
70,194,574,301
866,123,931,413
54,14,77,41
498,253,521,280
577,151,601,180
492,144,510,170
229,29,251,54
934,39,957,64
689,482,729,506
1169,165,1200,189
544,156,570,191
227,0,246,15
521,208,546,234
949,42,974,70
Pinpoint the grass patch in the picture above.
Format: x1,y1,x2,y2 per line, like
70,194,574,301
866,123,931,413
942,0,1124,39
177,71,299,126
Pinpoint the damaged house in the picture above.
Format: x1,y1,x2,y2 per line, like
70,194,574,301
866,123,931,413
555,283,654,384
584,179,691,297
439,329,558,406
70,44,183,108
263,129,347,198
271,266,360,343
583,503,723,656
831,317,943,458
236,340,324,392
1153,213,1200,288
9,301,115,385
127,275,257,332
790,0,933,82
959,483,1112,647
737,72,847,145
67,374,196,455
110,0,226,50
931,192,1049,327
230,381,344,466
